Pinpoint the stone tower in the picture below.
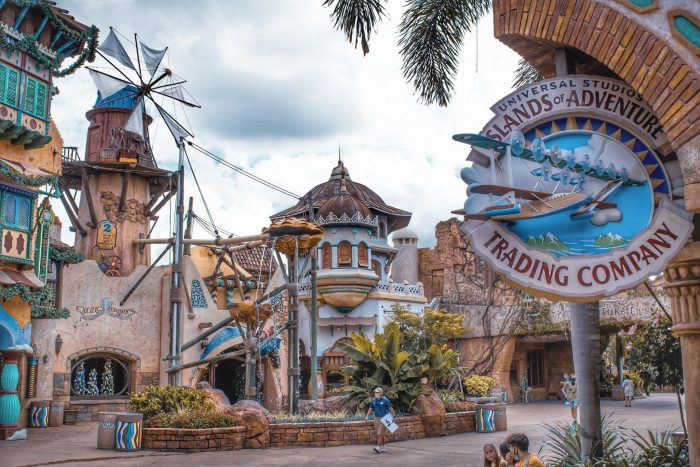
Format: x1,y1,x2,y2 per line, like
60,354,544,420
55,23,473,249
390,227,419,284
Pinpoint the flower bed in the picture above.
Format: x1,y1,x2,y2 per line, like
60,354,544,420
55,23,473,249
142,426,246,452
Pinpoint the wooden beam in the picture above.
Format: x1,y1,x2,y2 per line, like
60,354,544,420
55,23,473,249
13,5,29,30
147,189,175,218
50,30,63,48
34,15,49,38
58,188,86,235
81,169,97,228
145,180,171,211
118,171,130,212
134,234,269,246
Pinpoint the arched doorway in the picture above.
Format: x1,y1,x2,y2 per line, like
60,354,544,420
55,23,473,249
213,351,247,405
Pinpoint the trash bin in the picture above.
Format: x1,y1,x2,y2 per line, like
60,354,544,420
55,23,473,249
475,405,496,433
29,400,50,427
49,401,64,427
115,412,143,451
97,412,122,449
490,388,507,404
478,402,507,431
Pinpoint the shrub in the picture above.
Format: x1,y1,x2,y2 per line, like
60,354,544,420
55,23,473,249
438,389,464,404
464,375,495,397
128,385,214,420
445,401,476,413
270,410,365,424
150,409,238,429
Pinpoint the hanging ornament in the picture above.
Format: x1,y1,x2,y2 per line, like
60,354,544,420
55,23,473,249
73,361,88,395
86,368,100,396
101,359,115,395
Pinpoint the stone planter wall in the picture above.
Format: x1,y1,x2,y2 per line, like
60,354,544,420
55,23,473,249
142,427,246,452
71,399,129,422
443,411,476,435
269,413,474,448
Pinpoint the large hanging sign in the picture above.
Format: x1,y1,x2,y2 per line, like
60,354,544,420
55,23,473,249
455,75,693,302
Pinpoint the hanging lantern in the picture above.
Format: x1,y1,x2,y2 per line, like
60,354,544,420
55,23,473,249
264,218,323,256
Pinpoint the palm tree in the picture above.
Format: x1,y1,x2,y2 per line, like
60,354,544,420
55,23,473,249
323,0,502,106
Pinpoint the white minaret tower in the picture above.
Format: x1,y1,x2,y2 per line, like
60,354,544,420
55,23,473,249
390,227,419,284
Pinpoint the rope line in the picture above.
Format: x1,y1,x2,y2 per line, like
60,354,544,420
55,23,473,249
187,142,301,200
184,147,219,237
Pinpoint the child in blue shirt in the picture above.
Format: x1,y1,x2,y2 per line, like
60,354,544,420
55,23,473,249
365,387,395,453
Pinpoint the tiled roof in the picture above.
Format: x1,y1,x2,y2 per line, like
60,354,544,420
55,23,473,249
233,246,277,277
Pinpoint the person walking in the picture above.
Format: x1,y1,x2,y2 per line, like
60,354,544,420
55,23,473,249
506,433,545,467
520,374,530,403
622,375,635,407
561,372,571,406
564,377,578,424
365,387,395,454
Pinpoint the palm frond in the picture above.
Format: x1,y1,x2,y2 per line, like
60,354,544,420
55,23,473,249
513,58,544,88
398,0,491,106
323,0,388,55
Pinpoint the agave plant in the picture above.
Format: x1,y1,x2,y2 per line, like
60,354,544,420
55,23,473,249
627,429,688,466
340,322,429,412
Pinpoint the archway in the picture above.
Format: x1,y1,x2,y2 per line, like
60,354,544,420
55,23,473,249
213,351,247,405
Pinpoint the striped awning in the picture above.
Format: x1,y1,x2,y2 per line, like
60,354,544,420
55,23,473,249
319,316,375,327
0,157,54,178
0,270,45,290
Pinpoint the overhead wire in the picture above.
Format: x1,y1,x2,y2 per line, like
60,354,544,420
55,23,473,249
187,142,301,200
183,147,220,237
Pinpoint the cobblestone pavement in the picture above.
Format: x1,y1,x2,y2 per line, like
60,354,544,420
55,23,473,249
1,393,684,467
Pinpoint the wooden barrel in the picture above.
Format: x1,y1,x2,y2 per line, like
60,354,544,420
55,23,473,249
475,405,495,433
115,413,143,451
29,400,50,428
49,401,64,427
97,412,122,449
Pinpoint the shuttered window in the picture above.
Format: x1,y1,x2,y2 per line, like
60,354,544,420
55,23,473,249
338,241,352,267
322,243,332,269
23,76,48,119
358,242,368,267
3,193,32,231
0,63,20,107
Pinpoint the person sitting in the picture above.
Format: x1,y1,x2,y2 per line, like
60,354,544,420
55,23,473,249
506,433,545,467
499,442,512,466
483,443,504,467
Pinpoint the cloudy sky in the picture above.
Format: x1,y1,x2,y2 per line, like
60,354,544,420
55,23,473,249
52,0,521,248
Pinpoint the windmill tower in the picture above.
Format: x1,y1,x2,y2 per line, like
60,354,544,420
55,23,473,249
59,29,197,277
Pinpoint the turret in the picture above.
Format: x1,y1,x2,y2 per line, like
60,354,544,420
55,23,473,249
390,227,419,283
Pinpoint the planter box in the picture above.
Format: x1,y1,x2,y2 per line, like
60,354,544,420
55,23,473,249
63,409,79,425
142,426,246,452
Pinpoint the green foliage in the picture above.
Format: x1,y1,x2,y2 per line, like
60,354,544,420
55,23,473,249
0,282,57,305
50,248,84,264
542,415,688,466
30,305,70,319
513,58,544,89
270,410,364,424
623,317,683,394
150,409,238,429
322,0,386,55
128,385,214,421
437,389,463,404
390,304,468,349
463,375,495,397
340,322,458,413
445,401,476,413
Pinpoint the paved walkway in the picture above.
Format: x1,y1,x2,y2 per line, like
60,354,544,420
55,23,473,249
1,393,684,467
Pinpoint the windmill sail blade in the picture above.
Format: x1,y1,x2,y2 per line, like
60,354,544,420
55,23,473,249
123,98,145,140
140,42,167,77
153,84,200,107
89,69,131,99
155,103,193,142
98,28,136,70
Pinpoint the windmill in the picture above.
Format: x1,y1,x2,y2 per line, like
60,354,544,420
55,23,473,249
86,28,199,385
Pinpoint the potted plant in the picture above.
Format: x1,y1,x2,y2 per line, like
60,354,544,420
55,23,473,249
64,405,80,425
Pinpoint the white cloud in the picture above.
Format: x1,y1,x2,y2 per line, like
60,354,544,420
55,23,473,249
51,1,521,249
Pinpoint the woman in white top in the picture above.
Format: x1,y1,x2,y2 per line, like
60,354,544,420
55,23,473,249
622,375,635,407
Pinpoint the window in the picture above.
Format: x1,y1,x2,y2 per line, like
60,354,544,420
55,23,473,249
527,350,545,387
3,193,32,230
322,243,332,269
358,242,368,268
0,63,19,107
372,260,381,278
431,269,444,297
338,241,352,267
71,355,130,397
23,76,48,119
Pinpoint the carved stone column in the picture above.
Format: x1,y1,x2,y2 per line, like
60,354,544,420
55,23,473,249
664,241,700,465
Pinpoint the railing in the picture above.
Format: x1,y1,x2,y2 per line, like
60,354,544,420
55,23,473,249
297,279,424,298
62,146,81,162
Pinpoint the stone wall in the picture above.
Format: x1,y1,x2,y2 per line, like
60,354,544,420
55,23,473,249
72,399,129,422
269,413,474,448
142,427,246,452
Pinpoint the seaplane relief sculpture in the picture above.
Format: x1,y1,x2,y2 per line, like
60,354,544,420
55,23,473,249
455,129,652,257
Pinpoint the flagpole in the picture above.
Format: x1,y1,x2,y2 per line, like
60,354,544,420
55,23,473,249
168,136,186,386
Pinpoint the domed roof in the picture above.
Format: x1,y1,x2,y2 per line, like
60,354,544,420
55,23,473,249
316,179,373,225
271,160,412,232
392,227,419,241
